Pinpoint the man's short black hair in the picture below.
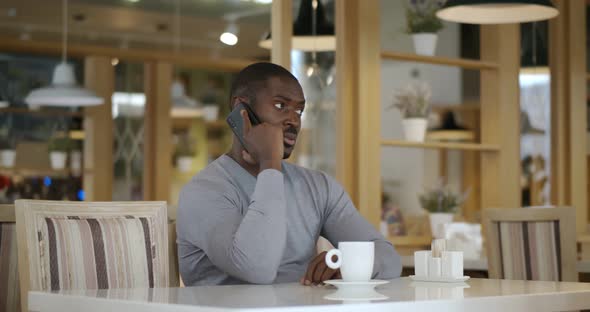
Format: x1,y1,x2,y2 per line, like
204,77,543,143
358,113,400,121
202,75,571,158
229,62,298,110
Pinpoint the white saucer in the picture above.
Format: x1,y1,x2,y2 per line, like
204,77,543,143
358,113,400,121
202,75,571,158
409,275,470,283
324,279,389,288
324,290,388,302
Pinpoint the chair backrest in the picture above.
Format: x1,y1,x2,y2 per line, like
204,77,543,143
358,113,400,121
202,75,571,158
483,207,577,282
15,200,169,312
0,204,20,312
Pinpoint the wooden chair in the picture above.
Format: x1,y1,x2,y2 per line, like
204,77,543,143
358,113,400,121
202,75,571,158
0,204,20,312
483,207,577,282
15,200,171,312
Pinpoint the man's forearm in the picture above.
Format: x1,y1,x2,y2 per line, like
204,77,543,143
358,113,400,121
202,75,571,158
208,169,287,284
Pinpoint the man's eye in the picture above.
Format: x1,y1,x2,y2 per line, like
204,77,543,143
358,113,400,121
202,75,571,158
274,103,285,110
296,109,304,116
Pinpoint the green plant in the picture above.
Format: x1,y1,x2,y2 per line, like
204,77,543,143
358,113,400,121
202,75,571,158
405,0,445,34
419,181,469,213
389,82,431,118
48,137,71,152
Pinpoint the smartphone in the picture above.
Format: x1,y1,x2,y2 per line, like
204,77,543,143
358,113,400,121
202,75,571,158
226,102,261,151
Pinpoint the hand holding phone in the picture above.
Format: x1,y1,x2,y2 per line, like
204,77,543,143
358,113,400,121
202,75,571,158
226,103,283,171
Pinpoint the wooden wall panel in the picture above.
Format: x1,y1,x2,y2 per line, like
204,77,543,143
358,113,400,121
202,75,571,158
143,62,172,201
550,0,588,233
335,0,381,228
84,56,114,201
480,25,521,211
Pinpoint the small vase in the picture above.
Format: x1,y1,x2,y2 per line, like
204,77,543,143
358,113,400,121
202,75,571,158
412,33,438,56
177,156,193,173
429,212,454,239
0,150,16,168
402,118,428,142
49,151,67,170
202,105,220,121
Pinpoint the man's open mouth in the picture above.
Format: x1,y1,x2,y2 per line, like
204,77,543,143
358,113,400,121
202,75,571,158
284,133,297,146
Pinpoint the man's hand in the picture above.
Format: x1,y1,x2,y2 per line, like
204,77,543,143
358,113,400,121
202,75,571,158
240,110,284,172
300,251,341,286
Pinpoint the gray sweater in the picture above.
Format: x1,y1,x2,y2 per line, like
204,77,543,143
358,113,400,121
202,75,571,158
177,155,401,286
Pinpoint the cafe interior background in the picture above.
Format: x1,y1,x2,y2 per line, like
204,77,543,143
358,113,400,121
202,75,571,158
0,0,588,285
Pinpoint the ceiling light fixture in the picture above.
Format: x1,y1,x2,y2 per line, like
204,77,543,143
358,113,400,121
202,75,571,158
259,0,335,51
171,0,199,109
24,0,103,107
220,22,239,46
436,0,558,24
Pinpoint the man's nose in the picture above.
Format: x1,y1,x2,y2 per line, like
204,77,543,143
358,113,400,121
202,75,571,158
284,109,300,127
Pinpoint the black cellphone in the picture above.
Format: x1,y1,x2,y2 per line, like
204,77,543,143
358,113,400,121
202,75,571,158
226,102,261,151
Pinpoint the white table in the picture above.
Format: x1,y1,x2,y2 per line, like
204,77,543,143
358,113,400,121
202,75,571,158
29,277,590,312
401,256,590,273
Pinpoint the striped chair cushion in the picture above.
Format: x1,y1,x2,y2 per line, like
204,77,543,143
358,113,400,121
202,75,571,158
497,221,561,281
0,222,20,312
37,215,166,291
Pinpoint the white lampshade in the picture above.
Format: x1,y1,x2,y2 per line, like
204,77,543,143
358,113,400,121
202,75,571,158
25,62,104,107
258,0,335,52
259,36,335,52
171,79,198,108
436,0,559,24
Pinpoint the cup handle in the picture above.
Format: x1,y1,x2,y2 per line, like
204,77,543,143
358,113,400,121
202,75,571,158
325,249,342,270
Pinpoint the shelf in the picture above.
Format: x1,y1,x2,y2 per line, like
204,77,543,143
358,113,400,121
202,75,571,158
381,51,498,70
0,167,89,177
431,104,480,113
389,235,432,247
381,140,500,152
0,107,84,117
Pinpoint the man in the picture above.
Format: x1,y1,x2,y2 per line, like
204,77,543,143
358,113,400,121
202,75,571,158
177,62,401,286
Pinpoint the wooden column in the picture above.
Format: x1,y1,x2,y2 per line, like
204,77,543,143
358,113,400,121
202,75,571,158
550,0,588,233
480,25,521,210
144,62,172,201
335,0,381,228
84,56,114,201
271,0,292,68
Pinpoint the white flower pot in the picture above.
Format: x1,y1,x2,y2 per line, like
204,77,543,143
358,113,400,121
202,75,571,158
202,105,220,121
0,150,16,168
402,118,428,142
177,156,193,173
429,212,454,239
50,151,67,170
412,33,438,56
70,151,82,176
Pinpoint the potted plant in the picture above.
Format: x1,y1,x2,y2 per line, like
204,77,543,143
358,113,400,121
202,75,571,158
405,0,445,56
48,137,71,170
175,136,196,173
0,138,16,168
419,181,469,239
390,82,431,142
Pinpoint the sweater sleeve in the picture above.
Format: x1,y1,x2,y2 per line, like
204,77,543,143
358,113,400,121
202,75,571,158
177,169,287,284
320,173,402,279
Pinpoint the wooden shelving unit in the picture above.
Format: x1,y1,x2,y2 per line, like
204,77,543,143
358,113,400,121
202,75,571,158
0,107,84,117
380,51,498,70
0,167,90,177
381,140,500,152
431,103,480,113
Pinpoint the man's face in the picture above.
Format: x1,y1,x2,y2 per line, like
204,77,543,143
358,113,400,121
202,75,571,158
249,76,305,159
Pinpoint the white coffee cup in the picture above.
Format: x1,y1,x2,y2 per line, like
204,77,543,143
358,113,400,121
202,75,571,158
325,241,375,282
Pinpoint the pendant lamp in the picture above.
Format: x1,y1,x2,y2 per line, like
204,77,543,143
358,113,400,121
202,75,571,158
259,0,335,51
170,0,199,109
436,0,558,24
25,0,103,107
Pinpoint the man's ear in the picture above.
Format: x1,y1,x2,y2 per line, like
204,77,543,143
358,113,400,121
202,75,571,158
231,96,249,109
